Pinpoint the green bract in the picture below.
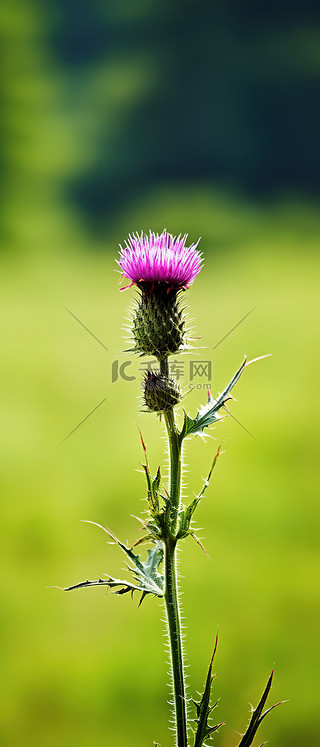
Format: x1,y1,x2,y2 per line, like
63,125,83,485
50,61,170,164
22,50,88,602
131,284,186,357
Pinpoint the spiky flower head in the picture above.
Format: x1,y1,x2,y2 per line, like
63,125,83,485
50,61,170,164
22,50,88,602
118,230,202,359
118,230,202,289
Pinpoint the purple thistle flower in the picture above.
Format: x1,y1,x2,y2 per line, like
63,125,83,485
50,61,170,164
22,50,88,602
118,230,202,289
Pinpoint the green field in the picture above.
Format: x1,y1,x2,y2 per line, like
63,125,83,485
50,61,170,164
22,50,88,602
1,188,319,746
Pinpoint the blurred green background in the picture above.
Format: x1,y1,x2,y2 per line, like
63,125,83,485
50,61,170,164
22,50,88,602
0,1,319,745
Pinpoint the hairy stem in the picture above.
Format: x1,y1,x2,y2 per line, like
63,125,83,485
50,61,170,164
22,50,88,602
164,537,188,747
160,356,182,532
164,408,182,532
159,356,187,747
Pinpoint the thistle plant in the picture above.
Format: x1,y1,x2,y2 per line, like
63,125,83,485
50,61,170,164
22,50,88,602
61,229,283,746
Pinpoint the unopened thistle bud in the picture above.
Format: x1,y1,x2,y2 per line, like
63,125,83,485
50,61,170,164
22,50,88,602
118,230,202,359
144,371,180,412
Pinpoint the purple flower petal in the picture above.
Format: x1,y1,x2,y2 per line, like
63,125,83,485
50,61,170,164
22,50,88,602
118,230,202,288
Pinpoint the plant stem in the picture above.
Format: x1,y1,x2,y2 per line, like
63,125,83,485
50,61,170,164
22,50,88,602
160,356,182,531
160,367,187,746
164,536,188,747
164,408,182,532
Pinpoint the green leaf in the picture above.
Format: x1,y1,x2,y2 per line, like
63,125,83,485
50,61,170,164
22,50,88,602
138,427,170,539
181,355,270,439
58,523,164,602
139,426,160,514
236,668,285,747
177,446,221,539
59,575,146,595
193,633,225,747
143,463,162,515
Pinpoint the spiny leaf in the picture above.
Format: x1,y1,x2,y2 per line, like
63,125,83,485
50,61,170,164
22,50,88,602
193,632,225,747
139,427,161,515
177,446,221,538
58,576,145,595
181,355,270,439
236,668,285,747
153,464,161,492
143,464,163,517
58,522,164,601
84,521,163,582
138,429,167,531
132,542,164,596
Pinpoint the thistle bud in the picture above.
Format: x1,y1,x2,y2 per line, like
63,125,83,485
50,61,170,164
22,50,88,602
144,371,180,412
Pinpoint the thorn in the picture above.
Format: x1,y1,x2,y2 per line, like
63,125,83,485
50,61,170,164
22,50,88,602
190,532,211,558
131,534,152,548
137,425,149,473
131,514,149,529
246,353,272,367
211,628,219,666
138,590,147,607
81,520,119,544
